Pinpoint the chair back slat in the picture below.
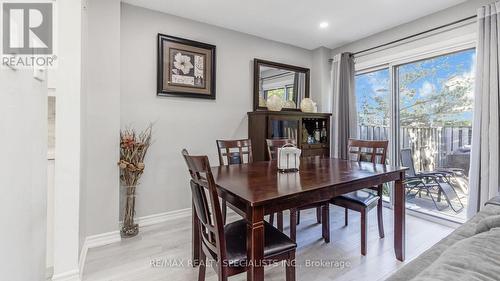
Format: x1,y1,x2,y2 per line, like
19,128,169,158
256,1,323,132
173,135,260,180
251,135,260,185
266,138,297,160
400,148,417,177
182,149,227,262
190,180,210,225
348,139,388,165
216,139,253,165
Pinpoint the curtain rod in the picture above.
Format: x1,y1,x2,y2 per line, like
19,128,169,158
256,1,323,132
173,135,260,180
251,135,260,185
329,14,477,61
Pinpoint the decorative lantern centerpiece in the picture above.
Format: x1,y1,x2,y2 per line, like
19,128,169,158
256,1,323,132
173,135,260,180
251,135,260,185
277,144,301,173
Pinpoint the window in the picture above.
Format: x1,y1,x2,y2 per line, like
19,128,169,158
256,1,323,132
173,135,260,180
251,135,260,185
355,68,390,140
355,68,391,198
398,49,475,129
264,85,295,101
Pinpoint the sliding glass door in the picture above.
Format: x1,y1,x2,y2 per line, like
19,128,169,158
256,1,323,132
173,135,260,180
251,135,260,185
396,49,474,221
355,48,475,222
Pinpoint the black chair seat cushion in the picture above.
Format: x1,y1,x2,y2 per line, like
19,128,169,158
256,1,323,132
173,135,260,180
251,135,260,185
334,190,380,207
224,220,296,267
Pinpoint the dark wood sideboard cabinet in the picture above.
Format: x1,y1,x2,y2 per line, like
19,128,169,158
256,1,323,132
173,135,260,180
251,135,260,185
248,111,332,161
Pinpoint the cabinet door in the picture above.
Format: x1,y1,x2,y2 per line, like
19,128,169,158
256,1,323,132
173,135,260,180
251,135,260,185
267,115,300,143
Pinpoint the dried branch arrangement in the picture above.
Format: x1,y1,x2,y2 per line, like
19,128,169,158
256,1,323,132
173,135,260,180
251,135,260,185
118,124,152,237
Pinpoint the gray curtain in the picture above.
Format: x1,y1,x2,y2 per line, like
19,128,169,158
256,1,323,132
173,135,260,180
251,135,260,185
468,2,500,218
331,53,357,159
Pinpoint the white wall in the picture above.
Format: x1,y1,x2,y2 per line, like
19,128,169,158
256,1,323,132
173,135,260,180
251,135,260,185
311,47,332,113
81,0,121,239
121,3,314,217
0,69,47,280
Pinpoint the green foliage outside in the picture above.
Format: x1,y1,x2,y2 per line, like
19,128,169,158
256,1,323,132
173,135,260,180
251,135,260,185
265,86,294,101
357,50,475,128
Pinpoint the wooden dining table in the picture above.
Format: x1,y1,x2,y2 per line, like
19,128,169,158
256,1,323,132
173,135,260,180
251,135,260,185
192,157,407,281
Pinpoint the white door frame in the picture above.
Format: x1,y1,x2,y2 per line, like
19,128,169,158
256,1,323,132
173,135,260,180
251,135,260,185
52,1,83,280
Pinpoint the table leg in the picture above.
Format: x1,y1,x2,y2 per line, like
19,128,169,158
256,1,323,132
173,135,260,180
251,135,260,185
322,204,330,243
394,174,406,261
247,206,265,281
192,200,200,267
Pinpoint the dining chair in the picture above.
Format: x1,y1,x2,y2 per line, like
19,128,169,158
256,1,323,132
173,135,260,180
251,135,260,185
216,139,253,224
216,139,280,226
216,139,253,165
266,138,330,243
330,139,388,255
182,149,297,281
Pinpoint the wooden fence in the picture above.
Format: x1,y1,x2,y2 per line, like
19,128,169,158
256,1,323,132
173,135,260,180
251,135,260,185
357,125,472,172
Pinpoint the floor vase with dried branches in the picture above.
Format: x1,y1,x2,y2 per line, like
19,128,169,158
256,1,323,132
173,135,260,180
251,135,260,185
118,125,152,237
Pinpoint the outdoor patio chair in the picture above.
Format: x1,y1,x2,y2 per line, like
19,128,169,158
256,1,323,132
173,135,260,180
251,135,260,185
400,148,464,213
432,161,469,194
434,167,469,194
420,145,470,193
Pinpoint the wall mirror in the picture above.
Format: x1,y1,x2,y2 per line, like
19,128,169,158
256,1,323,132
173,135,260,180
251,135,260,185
253,59,310,111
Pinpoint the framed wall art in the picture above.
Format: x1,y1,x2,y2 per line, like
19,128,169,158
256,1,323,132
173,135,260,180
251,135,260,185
157,34,216,99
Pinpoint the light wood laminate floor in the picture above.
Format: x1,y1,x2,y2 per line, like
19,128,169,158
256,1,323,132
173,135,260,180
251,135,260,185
83,206,454,281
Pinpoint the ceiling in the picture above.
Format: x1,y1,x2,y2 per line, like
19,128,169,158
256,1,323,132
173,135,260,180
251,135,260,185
123,0,468,50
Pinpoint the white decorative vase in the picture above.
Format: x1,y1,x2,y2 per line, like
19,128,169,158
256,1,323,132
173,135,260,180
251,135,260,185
267,95,284,111
300,98,315,113
283,100,296,109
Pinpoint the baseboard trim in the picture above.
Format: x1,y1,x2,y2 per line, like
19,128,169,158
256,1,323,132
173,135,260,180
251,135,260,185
84,230,122,249
78,246,86,279
51,269,80,281
135,208,191,227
